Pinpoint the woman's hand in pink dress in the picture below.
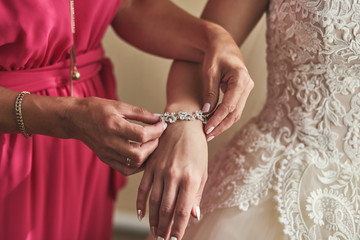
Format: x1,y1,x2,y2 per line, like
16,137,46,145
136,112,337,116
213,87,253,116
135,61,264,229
66,97,167,176
136,121,208,240
201,24,254,141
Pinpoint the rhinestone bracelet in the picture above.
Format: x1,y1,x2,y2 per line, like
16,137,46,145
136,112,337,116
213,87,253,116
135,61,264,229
15,91,32,138
160,110,208,124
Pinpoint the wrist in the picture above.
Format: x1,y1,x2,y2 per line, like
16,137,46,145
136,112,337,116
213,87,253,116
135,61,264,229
61,97,86,139
161,106,206,132
165,119,204,135
165,103,202,113
21,94,78,139
203,21,226,51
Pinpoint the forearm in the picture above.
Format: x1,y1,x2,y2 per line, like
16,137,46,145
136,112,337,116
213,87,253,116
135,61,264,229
112,0,222,62
0,86,74,138
164,61,203,113
201,0,269,46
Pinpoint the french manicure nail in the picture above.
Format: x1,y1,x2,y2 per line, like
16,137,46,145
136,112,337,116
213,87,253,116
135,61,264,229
202,103,211,113
154,113,162,117
206,126,214,135
195,206,201,221
170,237,178,240
157,237,165,240
163,123,168,131
137,209,142,222
207,136,215,142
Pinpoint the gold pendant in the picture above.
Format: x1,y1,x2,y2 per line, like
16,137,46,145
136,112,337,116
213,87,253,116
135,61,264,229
71,66,81,80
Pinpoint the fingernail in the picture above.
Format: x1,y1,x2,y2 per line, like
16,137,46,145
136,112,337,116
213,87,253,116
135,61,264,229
170,237,178,240
137,209,143,222
207,136,214,142
202,103,211,113
157,237,165,240
195,206,201,221
163,123,168,131
151,226,156,237
206,126,214,135
154,113,162,117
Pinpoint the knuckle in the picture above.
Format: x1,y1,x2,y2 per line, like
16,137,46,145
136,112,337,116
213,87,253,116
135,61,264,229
238,68,254,87
222,103,236,113
149,198,160,207
238,67,249,78
132,149,145,165
133,106,147,115
234,112,242,122
164,168,177,180
233,114,240,122
206,90,218,101
175,208,188,219
181,171,198,186
138,128,149,143
159,205,173,216
248,78,255,89
205,65,217,78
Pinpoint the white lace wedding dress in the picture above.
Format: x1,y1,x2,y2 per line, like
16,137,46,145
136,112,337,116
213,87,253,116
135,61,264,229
184,0,360,239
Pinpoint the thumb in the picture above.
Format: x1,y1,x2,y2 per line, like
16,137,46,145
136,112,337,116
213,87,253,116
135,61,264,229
202,65,220,114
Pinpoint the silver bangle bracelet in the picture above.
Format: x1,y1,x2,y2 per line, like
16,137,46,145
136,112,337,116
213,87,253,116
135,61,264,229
160,110,208,124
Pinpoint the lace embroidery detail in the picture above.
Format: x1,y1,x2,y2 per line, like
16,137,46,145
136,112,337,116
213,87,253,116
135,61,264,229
200,0,360,239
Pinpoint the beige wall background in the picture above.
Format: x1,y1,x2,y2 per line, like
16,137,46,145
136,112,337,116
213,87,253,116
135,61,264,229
102,0,268,221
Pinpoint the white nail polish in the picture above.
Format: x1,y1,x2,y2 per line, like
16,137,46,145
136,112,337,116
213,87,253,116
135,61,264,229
202,103,211,113
195,206,201,221
207,136,215,142
206,126,214,135
137,209,142,221
170,237,178,240
157,237,165,240
154,113,162,117
163,123,168,131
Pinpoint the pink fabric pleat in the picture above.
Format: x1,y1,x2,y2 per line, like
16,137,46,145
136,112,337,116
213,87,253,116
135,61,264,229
0,0,125,239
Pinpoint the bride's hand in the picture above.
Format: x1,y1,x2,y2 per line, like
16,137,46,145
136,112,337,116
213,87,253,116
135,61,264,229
136,120,208,240
201,24,254,141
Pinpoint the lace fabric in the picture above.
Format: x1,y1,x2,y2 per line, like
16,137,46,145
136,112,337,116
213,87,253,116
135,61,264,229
200,0,360,239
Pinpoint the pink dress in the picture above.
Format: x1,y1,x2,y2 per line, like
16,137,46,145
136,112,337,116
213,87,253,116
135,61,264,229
0,0,126,239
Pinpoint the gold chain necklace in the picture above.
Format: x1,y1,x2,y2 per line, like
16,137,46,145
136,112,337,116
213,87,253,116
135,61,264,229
69,0,80,96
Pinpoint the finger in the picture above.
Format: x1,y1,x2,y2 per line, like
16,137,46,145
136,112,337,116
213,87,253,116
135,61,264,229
205,73,253,136
206,82,251,140
204,74,243,135
119,120,167,144
125,138,160,168
137,169,154,222
156,181,178,239
149,177,164,238
201,60,220,114
169,183,198,240
99,135,159,168
191,173,207,221
121,102,161,124
105,157,135,176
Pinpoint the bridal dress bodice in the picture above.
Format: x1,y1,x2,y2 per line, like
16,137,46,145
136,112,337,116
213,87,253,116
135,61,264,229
201,0,360,239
